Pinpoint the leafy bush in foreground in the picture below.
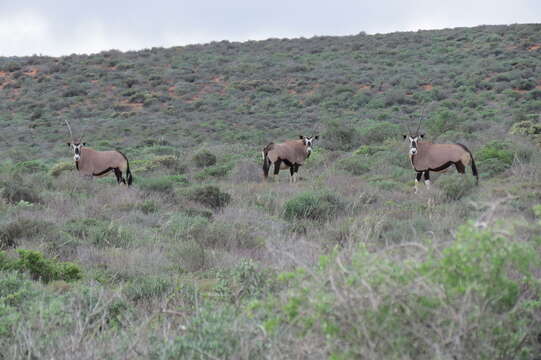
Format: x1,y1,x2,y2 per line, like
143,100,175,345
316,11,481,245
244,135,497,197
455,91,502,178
259,223,541,359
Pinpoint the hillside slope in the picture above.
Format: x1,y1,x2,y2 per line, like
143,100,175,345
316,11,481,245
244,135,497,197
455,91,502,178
0,24,541,359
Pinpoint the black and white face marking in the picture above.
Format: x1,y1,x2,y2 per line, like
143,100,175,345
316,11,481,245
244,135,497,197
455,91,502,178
68,142,85,161
405,134,424,156
299,135,319,154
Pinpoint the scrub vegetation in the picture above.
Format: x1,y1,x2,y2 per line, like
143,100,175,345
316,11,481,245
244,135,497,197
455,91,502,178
0,24,540,359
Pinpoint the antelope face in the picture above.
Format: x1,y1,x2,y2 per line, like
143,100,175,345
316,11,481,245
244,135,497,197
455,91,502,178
67,141,86,161
404,134,424,156
299,135,319,154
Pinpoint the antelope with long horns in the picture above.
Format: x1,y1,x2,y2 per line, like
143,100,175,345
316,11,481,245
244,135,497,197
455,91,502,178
262,135,318,183
404,114,478,193
65,120,133,186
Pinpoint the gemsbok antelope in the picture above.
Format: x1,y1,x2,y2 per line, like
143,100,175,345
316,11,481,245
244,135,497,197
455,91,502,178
65,120,133,186
262,135,318,183
404,124,478,193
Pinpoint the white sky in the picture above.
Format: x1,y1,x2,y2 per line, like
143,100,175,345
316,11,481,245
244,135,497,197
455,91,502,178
0,1,540,57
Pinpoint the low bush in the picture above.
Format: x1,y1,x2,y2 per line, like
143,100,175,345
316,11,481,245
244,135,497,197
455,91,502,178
123,275,173,302
0,219,55,249
0,180,41,204
358,120,401,145
476,140,514,177
336,155,370,175
283,191,345,221
192,149,217,168
321,119,360,151
138,175,188,193
185,185,231,210
65,218,134,248
0,250,82,283
436,173,478,201
49,161,74,177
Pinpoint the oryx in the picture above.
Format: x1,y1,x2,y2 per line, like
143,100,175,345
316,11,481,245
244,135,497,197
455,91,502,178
404,119,478,193
262,135,318,183
65,120,133,186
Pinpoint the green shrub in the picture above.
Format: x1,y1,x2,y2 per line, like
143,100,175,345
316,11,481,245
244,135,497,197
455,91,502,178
65,218,134,248
477,141,514,177
283,191,345,221
137,200,159,214
194,163,232,181
192,149,217,168
49,161,74,177
12,160,47,174
358,121,401,145
336,155,370,176
261,223,541,359
215,259,273,303
0,250,82,283
138,175,188,193
321,119,360,151
185,185,231,209
123,275,173,302
436,173,477,201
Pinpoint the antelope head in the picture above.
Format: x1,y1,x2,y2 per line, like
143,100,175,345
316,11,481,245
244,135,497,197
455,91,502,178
403,106,427,156
299,135,319,154
403,133,425,155
64,120,86,161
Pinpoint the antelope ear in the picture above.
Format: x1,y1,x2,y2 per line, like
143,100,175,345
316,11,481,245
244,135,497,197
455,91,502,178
298,135,304,139
420,133,425,138
314,135,319,140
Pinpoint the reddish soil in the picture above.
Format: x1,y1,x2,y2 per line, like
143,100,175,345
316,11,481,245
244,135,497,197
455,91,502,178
421,84,433,91
527,44,541,51
24,68,38,77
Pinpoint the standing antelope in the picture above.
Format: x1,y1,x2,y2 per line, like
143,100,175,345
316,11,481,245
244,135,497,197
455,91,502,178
404,131,478,192
262,135,318,183
65,120,133,186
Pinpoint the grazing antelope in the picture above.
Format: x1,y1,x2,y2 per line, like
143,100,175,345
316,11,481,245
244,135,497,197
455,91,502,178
404,129,478,193
262,135,318,183
65,120,133,186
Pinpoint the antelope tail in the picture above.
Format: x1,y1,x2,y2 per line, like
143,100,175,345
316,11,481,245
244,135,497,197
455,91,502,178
457,143,479,185
262,143,274,179
118,151,133,186
126,161,133,186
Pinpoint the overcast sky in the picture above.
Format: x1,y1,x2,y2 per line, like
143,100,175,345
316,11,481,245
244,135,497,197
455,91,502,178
1,1,539,57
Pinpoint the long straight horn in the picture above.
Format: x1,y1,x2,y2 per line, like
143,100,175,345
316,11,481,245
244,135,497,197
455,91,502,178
64,119,73,139
416,105,427,135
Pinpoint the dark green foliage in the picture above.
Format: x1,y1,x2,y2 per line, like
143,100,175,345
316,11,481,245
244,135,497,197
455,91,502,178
192,149,217,168
336,155,370,175
0,250,82,283
477,141,515,177
321,119,360,151
283,191,345,221
358,121,402,145
186,185,231,209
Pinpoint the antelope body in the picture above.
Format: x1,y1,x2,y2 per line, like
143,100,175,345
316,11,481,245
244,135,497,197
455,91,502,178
262,135,318,182
71,143,133,185
406,134,478,192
